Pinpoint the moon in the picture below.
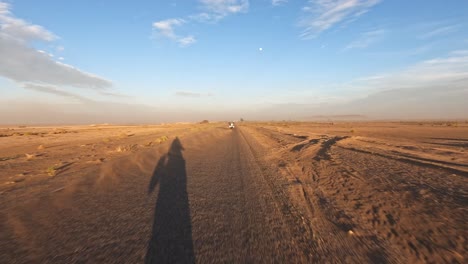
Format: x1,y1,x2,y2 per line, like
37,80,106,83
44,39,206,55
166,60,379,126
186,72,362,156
259,47,263,51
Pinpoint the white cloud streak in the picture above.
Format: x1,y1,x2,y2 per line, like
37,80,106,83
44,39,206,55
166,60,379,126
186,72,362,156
21,83,94,103
0,34,111,89
0,2,112,90
152,18,185,39
344,29,384,50
273,50,468,112
0,2,56,42
190,0,249,22
175,91,214,97
339,52,468,118
153,1,249,46
261,50,468,119
199,0,249,17
272,0,288,6
419,24,460,39
178,35,197,47
351,50,468,91
152,18,197,47
300,0,382,39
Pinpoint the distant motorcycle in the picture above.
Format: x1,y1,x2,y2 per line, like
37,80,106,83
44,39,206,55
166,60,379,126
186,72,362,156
229,122,235,129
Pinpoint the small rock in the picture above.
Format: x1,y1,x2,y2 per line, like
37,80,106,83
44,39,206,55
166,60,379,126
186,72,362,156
14,177,25,183
37,145,45,150
348,230,354,235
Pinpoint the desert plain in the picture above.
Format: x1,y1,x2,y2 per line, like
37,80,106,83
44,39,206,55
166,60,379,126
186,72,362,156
0,121,466,263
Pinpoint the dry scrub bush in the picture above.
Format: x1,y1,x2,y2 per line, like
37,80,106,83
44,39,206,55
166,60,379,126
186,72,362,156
155,136,169,144
47,166,57,176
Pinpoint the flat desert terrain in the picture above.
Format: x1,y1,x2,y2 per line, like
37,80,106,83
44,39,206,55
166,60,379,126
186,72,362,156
0,122,466,263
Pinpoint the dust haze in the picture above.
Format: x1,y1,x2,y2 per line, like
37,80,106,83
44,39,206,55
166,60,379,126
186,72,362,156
2,82,467,125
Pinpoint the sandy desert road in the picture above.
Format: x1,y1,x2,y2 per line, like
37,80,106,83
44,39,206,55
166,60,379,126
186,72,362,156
1,123,466,263
0,127,314,263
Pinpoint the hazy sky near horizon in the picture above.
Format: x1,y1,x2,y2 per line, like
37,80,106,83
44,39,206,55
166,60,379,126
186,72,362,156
1,0,467,123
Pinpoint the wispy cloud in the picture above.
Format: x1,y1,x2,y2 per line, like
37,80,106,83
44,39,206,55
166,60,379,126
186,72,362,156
344,29,385,50
0,2,112,89
178,35,197,47
22,83,130,106
152,18,185,39
337,52,468,118
351,50,468,91
0,2,56,42
153,1,249,45
419,24,460,39
190,0,249,23
99,91,132,98
262,50,468,119
300,0,382,39
272,0,288,6
277,50,468,108
152,18,196,47
450,50,468,56
175,91,214,97
199,0,249,17
0,35,112,88
22,83,94,103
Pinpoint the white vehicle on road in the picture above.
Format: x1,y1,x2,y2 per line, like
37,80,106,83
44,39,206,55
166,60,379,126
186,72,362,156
229,122,235,129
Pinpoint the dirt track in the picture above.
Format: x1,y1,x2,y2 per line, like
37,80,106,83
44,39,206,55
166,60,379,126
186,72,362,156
0,123,467,263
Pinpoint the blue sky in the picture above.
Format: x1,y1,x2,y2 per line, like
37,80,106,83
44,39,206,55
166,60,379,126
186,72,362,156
1,0,467,123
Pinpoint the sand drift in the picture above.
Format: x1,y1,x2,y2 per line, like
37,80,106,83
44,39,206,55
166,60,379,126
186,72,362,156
0,122,466,263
